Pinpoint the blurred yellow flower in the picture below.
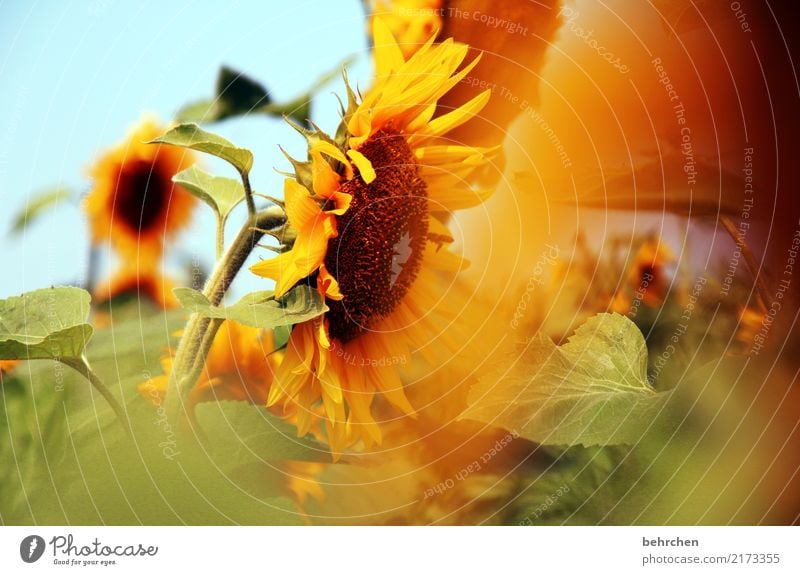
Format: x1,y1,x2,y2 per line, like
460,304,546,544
734,306,766,355
612,239,676,313
0,360,19,374
138,321,282,407
85,116,196,260
368,0,443,58
93,258,180,310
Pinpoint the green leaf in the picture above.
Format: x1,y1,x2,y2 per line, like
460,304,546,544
0,287,93,360
196,401,327,462
0,308,311,525
215,66,271,119
173,285,327,330
148,123,254,175
10,187,71,234
461,313,669,447
172,165,245,223
175,58,353,125
175,99,218,123
176,66,271,124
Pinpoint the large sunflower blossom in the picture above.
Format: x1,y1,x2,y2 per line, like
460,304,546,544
250,18,497,457
85,116,196,260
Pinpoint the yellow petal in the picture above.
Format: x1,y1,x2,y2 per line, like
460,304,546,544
372,16,406,78
310,150,341,197
346,149,376,184
310,140,349,167
411,88,491,144
317,263,343,301
284,179,320,230
327,191,352,215
250,218,331,298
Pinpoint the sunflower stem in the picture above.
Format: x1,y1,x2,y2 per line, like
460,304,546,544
719,215,772,311
242,171,256,216
164,206,286,428
215,215,225,260
180,317,224,400
58,356,131,438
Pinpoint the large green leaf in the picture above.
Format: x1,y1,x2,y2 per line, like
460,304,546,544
461,313,669,447
0,287,93,360
10,187,71,234
172,165,245,223
148,123,253,175
1,309,309,525
174,285,327,329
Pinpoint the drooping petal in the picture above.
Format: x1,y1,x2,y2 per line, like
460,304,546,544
317,263,344,301
346,149,376,184
284,178,322,230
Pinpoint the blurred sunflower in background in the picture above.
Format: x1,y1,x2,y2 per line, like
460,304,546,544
139,321,282,407
85,116,197,308
611,239,676,313
92,258,180,310
368,0,443,58
137,321,324,515
0,360,19,374
251,17,497,456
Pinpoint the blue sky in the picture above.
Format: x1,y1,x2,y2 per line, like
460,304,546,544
0,0,371,299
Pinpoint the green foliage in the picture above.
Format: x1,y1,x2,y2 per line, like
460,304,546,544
9,187,72,235
174,285,327,330
196,401,327,463
149,123,254,176
461,313,672,447
177,66,271,123
0,307,319,524
0,287,93,360
176,62,352,126
172,166,245,224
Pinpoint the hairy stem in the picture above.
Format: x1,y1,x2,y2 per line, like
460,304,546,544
242,171,256,216
215,215,225,260
165,206,286,426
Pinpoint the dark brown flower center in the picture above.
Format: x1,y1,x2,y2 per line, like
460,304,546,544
115,159,168,234
324,129,429,343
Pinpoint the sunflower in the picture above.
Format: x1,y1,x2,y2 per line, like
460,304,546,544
734,306,766,355
93,258,180,310
139,321,283,407
368,0,443,59
0,360,19,374
250,18,496,456
85,117,196,259
369,0,562,153
611,239,676,313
